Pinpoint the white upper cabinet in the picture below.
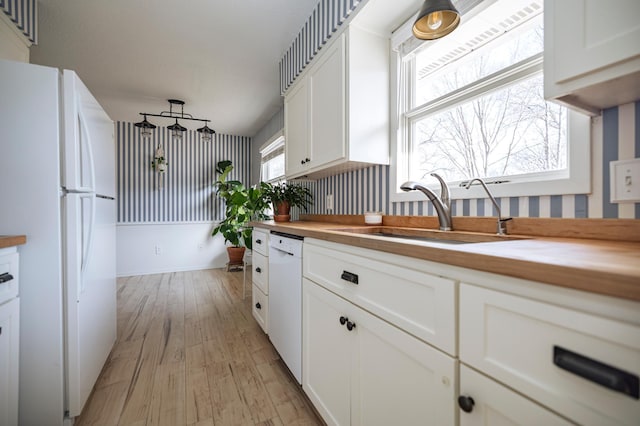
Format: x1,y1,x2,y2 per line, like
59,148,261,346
284,78,310,177
544,0,640,114
309,36,346,171
284,25,389,179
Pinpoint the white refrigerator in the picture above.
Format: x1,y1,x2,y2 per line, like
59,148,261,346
0,59,116,425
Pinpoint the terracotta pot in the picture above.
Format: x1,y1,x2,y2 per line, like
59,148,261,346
273,201,291,222
274,200,291,215
226,246,246,264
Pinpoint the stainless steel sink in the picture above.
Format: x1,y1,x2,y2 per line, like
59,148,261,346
329,226,524,245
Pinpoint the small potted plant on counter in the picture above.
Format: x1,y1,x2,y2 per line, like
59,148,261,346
262,181,313,222
212,161,269,267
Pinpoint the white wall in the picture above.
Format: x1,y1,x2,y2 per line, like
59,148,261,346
116,223,231,276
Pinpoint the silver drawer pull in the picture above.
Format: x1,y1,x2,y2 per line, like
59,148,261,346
341,271,358,285
553,346,639,399
0,273,14,284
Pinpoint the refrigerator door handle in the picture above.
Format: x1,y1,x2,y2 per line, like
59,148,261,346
78,108,96,192
81,194,96,278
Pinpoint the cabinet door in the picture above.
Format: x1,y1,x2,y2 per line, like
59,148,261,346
548,0,640,84
284,78,309,176
460,283,640,425
303,279,352,426
309,35,346,169
459,365,572,426
0,298,19,426
350,299,457,426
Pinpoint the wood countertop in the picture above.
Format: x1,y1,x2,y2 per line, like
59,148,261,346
0,235,26,249
250,218,640,302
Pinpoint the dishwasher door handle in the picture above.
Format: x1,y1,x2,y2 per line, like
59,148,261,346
273,247,294,257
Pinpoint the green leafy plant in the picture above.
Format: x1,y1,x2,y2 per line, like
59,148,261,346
211,161,269,249
261,181,313,212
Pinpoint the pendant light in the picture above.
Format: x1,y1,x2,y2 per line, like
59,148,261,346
413,0,460,40
197,123,216,142
134,114,157,139
167,118,187,140
136,99,214,142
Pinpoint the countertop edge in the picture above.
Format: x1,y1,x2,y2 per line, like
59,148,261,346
0,235,27,249
250,221,640,302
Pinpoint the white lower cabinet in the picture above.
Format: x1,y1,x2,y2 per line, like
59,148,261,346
251,228,269,334
459,364,571,426
303,278,456,426
0,248,19,426
299,238,640,425
460,283,640,425
252,283,268,333
0,297,19,426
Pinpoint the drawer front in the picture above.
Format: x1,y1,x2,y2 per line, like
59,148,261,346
0,252,19,305
459,364,572,426
252,284,268,334
252,228,269,256
460,283,640,426
304,242,456,355
252,252,269,294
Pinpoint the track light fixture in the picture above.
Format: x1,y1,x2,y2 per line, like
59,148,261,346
134,99,215,141
413,0,460,40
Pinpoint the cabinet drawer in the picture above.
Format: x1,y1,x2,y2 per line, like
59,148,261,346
0,252,19,305
252,228,269,256
252,252,268,294
460,283,640,425
459,364,572,426
304,241,456,355
252,284,268,334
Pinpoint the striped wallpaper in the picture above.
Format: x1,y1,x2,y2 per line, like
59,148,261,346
279,0,361,94
0,0,37,43
304,101,640,219
116,122,251,224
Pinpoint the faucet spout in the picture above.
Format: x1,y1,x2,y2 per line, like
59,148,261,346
400,174,452,231
463,178,511,235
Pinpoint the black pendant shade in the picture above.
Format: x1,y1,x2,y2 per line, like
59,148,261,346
413,0,460,40
197,124,216,142
134,114,157,139
167,119,187,139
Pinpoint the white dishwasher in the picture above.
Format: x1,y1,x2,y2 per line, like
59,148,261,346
268,231,303,384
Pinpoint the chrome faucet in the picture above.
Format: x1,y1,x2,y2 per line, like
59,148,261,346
463,178,511,235
400,173,452,231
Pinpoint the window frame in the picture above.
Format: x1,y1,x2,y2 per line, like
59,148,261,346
389,2,591,203
259,131,286,184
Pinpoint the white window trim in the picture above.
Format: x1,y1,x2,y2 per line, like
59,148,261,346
389,1,591,203
259,130,286,183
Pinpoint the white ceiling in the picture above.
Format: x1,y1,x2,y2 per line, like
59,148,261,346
30,0,320,137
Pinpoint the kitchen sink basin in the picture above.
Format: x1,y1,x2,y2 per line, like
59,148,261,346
329,226,524,245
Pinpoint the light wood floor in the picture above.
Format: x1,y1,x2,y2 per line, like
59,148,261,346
76,269,322,426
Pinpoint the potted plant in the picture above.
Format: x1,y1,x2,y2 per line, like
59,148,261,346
212,161,269,265
261,181,313,222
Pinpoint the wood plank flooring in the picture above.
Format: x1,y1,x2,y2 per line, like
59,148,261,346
76,269,322,426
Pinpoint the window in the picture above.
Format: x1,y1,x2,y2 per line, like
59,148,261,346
391,0,590,202
260,132,285,183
